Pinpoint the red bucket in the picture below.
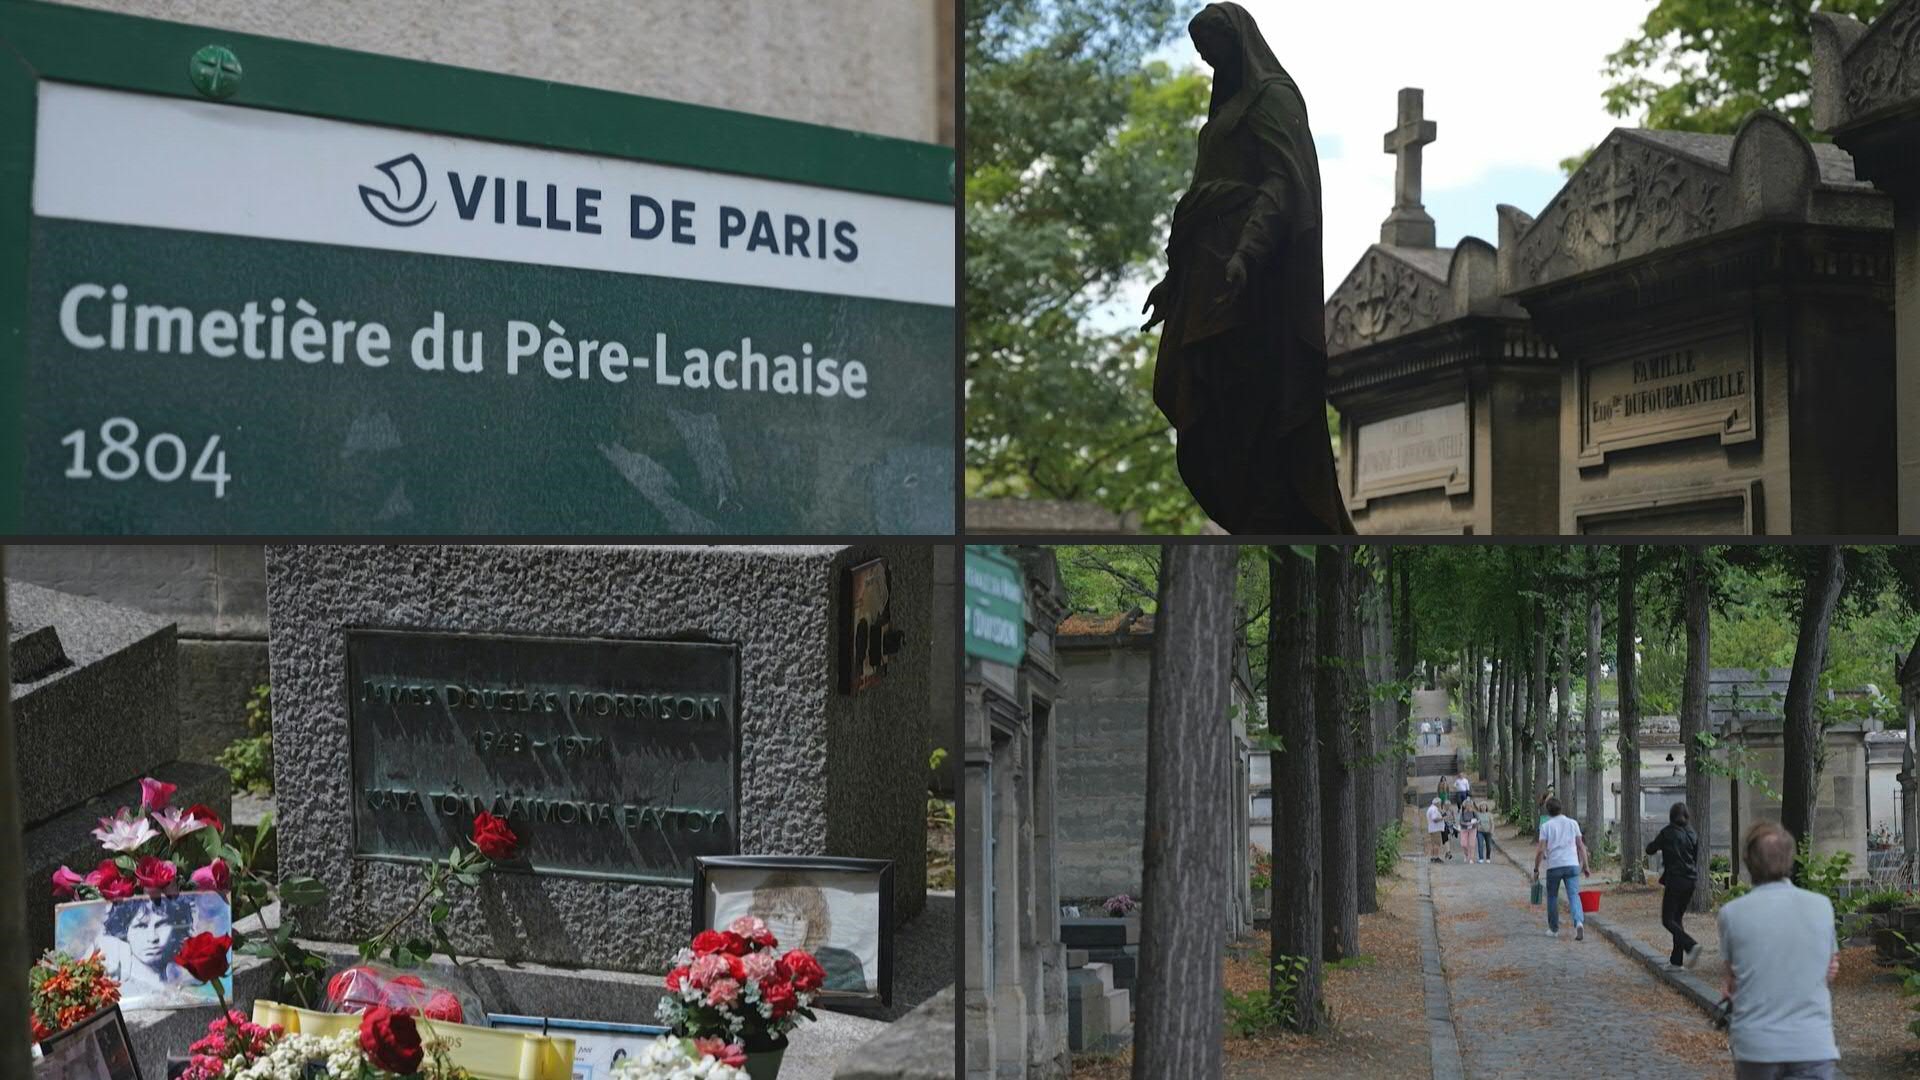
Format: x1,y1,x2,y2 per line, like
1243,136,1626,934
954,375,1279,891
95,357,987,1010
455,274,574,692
1579,889,1602,914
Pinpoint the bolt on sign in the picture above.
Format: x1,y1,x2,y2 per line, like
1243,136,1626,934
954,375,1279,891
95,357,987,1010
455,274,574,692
0,3,955,534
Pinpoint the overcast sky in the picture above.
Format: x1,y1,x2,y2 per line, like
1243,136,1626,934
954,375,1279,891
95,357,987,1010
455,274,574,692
1094,0,1655,323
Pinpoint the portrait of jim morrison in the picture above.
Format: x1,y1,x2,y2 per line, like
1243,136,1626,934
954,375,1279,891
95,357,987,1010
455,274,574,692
55,893,232,1010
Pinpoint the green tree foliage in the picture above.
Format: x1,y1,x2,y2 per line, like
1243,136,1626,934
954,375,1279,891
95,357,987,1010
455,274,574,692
1598,0,1891,137
965,0,1213,532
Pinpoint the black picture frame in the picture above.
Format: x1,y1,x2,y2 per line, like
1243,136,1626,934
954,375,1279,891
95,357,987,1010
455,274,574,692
690,854,894,1009
35,1003,141,1080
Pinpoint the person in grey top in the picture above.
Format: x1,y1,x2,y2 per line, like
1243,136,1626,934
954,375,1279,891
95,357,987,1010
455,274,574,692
1718,820,1840,1079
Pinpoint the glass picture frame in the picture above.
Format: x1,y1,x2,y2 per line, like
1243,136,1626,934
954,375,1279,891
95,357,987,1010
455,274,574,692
691,854,894,1009
33,1003,141,1080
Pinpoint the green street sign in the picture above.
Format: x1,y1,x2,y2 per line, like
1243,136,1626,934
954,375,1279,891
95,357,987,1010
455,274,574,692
0,2,955,534
965,545,1026,667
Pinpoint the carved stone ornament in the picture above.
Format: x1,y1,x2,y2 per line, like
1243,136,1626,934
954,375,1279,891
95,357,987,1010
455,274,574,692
1514,136,1724,287
1845,0,1920,118
1326,249,1447,353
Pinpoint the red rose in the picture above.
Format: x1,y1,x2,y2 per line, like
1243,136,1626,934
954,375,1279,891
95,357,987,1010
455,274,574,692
30,1015,50,1043
87,860,134,901
691,930,729,956
665,966,688,992
761,978,798,1018
782,950,825,995
421,990,464,1024
471,813,518,861
134,855,178,893
173,933,230,983
185,804,224,834
726,954,747,983
359,1005,423,1075
383,974,427,1010
719,931,749,956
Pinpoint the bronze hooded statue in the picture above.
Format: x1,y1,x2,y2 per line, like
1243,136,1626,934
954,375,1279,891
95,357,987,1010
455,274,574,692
1142,2,1354,535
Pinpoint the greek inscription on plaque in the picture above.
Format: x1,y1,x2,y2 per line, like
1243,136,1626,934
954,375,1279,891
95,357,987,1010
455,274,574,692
347,629,738,885
1352,401,1469,504
1582,334,1752,461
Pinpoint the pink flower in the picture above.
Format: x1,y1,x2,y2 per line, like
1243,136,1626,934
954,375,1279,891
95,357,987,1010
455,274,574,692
152,807,209,844
687,953,730,991
694,1038,748,1068
139,777,176,812
134,855,178,894
741,951,777,982
92,812,157,853
189,859,230,893
728,915,777,949
50,866,85,898
704,978,741,1009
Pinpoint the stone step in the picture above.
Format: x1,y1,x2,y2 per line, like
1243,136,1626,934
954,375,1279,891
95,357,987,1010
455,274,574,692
1067,961,1116,998
1065,947,1089,968
1082,948,1137,990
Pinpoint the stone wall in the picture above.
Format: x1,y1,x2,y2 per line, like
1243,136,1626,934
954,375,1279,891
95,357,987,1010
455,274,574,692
52,0,950,145
1053,645,1152,902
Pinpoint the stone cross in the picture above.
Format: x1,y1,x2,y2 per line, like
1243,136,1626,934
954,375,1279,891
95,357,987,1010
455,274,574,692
1381,87,1438,248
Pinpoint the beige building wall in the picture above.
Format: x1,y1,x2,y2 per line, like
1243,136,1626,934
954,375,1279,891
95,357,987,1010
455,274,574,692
56,0,952,145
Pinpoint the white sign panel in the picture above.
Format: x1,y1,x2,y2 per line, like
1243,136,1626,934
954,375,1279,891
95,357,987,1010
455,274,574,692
1352,400,1470,503
33,82,953,307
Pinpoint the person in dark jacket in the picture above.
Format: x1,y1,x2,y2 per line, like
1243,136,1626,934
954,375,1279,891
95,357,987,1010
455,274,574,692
1646,801,1702,968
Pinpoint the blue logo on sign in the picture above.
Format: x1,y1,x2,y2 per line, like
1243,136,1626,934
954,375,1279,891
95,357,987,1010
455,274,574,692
360,154,436,227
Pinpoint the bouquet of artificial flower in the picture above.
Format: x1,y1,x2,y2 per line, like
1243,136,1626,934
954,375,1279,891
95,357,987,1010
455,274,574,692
49,777,230,903
176,1005,475,1079
28,950,120,1043
656,917,823,1051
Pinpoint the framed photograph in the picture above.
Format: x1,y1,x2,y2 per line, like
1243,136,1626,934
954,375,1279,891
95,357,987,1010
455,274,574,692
692,855,893,1008
34,1003,141,1080
841,558,899,693
489,1014,668,1080
55,893,232,1010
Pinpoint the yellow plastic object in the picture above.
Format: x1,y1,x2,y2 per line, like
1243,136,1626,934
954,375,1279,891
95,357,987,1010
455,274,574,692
251,1001,577,1080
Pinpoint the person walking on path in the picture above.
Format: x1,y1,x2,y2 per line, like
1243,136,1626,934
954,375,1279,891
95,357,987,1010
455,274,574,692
1419,720,1432,747
1458,798,1481,864
1719,820,1840,1079
1452,772,1470,809
1426,796,1446,862
1646,801,1702,969
1531,797,1590,940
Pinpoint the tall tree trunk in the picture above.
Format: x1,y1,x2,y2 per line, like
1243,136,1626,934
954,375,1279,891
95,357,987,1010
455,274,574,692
1369,545,1397,829
1585,594,1604,840
1485,653,1502,789
1618,545,1645,884
1395,549,1414,807
1134,545,1238,1080
1352,556,1380,917
1782,546,1846,857
1681,546,1714,913
1267,547,1323,1034
1468,643,1483,780
1319,549,1359,959
1556,609,1573,820
1508,640,1523,813
1531,600,1548,815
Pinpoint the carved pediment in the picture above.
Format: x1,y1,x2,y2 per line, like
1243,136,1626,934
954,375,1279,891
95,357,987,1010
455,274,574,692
1843,0,1920,120
1511,133,1727,289
1325,247,1448,354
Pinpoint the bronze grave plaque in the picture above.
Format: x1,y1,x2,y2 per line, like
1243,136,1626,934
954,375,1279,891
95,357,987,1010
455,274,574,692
346,629,738,885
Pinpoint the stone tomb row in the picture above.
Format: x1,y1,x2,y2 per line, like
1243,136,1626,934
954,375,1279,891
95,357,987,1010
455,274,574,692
1327,94,1895,534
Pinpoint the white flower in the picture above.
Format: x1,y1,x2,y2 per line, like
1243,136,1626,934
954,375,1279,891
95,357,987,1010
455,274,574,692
92,813,158,853
609,1036,748,1080
152,807,209,844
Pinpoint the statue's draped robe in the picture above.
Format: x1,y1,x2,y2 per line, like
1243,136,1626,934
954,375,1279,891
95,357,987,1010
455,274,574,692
1152,3,1354,534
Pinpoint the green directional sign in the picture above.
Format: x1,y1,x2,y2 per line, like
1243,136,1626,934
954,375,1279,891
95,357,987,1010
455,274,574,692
965,545,1027,668
0,2,955,535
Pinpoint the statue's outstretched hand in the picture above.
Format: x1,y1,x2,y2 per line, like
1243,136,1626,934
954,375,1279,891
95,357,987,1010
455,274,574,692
1140,279,1171,332
1218,254,1248,308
